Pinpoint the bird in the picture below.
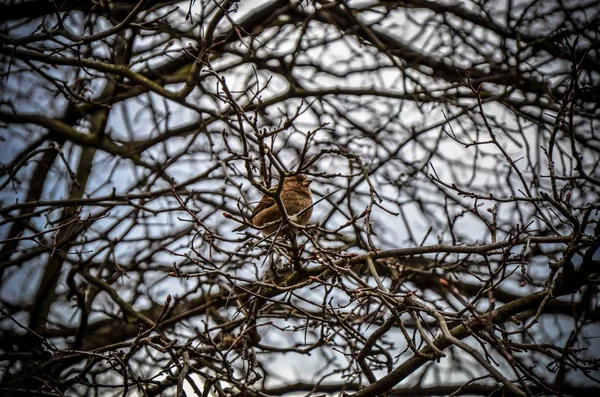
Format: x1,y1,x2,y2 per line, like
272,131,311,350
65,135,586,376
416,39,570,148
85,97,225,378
234,174,313,235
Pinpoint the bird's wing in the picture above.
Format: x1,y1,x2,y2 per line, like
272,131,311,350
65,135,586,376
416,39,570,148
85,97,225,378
251,194,276,219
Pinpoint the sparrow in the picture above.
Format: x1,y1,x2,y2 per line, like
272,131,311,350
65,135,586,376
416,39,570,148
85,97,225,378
234,175,313,235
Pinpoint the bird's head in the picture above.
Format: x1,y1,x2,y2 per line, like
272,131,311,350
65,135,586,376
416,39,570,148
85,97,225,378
285,174,312,187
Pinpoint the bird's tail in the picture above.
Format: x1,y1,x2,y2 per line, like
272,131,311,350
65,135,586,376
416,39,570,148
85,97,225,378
232,224,248,232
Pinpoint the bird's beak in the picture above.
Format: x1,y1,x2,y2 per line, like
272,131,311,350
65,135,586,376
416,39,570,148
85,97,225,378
302,179,312,186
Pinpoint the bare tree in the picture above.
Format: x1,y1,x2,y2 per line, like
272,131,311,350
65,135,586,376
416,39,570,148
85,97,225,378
1,0,599,396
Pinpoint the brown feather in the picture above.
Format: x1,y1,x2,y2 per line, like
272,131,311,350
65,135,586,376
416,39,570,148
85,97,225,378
250,194,276,219
233,175,313,234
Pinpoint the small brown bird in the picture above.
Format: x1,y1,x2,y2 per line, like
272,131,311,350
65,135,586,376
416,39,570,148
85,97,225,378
234,175,313,235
